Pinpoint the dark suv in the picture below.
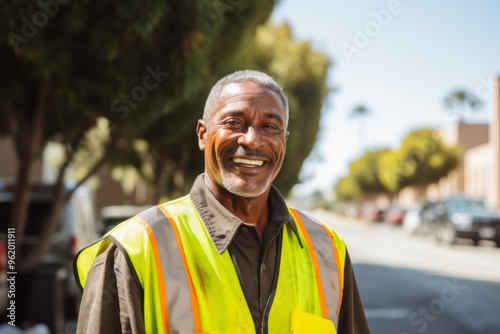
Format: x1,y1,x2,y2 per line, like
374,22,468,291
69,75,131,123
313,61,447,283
424,196,500,246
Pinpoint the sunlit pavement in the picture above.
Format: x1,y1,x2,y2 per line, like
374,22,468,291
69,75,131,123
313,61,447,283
312,210,500,334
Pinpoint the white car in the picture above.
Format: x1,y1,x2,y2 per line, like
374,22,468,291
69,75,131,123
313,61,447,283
403,205,422,235
100,205,151,235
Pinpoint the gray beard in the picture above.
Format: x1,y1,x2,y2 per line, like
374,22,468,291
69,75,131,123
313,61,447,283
218,146,276,197
219,169,271,198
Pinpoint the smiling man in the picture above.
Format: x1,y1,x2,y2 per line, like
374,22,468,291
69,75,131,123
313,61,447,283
74,70,370,334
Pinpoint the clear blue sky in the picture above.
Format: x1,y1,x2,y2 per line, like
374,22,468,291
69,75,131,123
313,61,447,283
271,0,500,195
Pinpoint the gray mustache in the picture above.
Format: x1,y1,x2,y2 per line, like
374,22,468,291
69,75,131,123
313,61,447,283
224,147,274,163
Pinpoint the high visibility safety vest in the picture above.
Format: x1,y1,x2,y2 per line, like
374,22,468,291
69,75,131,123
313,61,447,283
74,195,347,334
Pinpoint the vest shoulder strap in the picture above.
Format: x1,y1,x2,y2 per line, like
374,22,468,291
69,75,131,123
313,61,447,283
289,208,347,320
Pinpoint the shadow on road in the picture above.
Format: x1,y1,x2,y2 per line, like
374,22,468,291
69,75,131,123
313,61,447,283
354,263,500,334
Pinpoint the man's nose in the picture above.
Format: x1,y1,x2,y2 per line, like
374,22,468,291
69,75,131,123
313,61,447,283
237,125,263,149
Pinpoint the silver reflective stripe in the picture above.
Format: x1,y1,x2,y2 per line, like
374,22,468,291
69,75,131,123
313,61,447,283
137,206,195,333
296,211,341,328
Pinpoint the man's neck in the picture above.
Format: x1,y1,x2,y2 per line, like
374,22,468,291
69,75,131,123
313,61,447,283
226,195,269,236
205,177,270,237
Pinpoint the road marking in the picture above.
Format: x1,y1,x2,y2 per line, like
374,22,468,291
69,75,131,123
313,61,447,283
364,308,410,319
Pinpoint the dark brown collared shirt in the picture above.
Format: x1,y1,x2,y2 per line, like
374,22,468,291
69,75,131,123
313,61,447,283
189,174,302,331
76,175,370,334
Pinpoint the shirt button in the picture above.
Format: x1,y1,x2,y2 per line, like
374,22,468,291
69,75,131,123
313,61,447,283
239,226,248,234
261,264,267,272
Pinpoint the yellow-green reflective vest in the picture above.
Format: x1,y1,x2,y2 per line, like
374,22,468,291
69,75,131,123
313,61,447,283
74,195,347,334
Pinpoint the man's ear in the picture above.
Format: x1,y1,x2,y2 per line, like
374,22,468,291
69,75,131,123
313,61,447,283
196,120,207,151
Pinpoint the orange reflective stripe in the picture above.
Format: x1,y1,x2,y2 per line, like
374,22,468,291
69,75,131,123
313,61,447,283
135,216,170,334
290,208,329,319
157,206,202,334
321,225,344,315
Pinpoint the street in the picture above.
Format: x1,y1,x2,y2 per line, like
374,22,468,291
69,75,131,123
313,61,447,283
312,210,500,334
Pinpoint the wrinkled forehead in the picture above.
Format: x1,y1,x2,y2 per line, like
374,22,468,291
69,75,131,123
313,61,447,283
224,81,280,98
221,81,280,97
217,82,286,115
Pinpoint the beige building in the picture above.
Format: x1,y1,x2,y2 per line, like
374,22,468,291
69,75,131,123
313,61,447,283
399,76,500,209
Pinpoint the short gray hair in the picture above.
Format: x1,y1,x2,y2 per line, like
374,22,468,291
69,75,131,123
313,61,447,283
203,70,289,128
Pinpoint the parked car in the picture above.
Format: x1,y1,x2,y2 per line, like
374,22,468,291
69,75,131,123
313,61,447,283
423,196,500,246
0,180,100,332
385,205,406,225
100,205,150,235
369,208,385,223
416,200,440,236
402,204,423,235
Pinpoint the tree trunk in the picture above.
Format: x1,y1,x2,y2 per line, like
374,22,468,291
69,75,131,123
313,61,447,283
20,135,115,271
20,179,66,270
9,152,33,261
153,152,168,204
3,86,48,264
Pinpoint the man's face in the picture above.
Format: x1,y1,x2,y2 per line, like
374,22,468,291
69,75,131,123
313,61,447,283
197,81,288,198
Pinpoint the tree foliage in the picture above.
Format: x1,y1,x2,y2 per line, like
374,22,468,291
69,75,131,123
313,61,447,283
350,149,390,194
377,149,400,194
335,128,461,201
0,0,278,269
350,104,370,149
334,174,361,202
335,149,389,201
393,128,461,188
111,21,332,201
250,22,331,194
443,89,482,121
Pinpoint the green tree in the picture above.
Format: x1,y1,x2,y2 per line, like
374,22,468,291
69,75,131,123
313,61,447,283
377,128,461,194
443,89,482,121
0,0,278,269
377,149,401,194
395,128,461,188
114,21,332,200
334,174,361,202
350,149,390,194
336,129,460,201
252,22,331,194
350,104,370,150
334,149,391,201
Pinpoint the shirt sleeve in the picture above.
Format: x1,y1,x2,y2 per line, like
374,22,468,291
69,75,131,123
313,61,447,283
337,250,371,334
76,244,146,334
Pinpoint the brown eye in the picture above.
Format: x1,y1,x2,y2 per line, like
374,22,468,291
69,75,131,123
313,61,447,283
262,124,281,135
224,119,244,129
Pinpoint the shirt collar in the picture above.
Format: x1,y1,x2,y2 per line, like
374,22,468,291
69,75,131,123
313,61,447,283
189,174,302,254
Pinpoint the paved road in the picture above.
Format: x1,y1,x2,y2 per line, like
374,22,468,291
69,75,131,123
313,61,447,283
312,210,500,334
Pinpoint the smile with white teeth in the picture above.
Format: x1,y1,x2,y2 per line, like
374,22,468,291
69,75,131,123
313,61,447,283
232,158,264,166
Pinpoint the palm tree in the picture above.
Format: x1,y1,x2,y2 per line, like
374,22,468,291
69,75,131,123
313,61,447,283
350,104,370,150
443,89,482,122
